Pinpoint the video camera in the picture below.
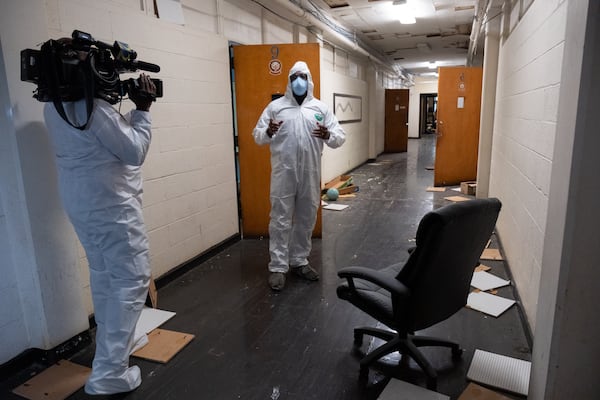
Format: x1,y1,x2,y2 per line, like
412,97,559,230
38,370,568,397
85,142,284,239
21,30,163,128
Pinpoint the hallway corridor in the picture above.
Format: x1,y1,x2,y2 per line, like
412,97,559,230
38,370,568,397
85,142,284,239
1,135,531,399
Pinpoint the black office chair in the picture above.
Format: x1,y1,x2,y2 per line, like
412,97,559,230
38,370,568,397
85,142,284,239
337,198,502,389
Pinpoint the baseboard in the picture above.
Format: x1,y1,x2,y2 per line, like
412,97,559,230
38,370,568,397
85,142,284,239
0,331,91,381
154,233,241,290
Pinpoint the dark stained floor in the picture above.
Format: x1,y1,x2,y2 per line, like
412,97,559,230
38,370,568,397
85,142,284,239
1,134,531,399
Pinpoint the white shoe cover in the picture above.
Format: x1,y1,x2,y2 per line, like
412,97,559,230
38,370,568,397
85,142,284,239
84,365,142,395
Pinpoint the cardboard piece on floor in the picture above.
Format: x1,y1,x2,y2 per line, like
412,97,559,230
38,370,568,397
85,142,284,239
473,288,499,295
467,291,515,317
323,203,349,211
467,349,531,396
132,329,195,363
378,378,450,400
471,271,510,291
458,383,513,400
338,184,359,195
132,307,176,353
444,196,471,202
474,264,491,272
461,181,477,196
481,248,503,260
12,360,91,400
324,174,352,190
426,186,446,192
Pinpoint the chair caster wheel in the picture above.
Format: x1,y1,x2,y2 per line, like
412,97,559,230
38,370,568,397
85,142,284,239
358,367,369,383
353,332,363,347
426,377,437,391
452,347,464,360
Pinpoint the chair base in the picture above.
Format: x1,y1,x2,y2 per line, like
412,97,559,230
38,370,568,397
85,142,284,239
354,327,463,390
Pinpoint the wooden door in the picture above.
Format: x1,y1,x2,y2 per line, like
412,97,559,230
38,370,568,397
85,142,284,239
434,67,483,186
233,43,321,237
384,89,409,152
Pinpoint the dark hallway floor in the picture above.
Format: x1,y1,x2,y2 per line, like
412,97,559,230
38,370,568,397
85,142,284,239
1,135,532,400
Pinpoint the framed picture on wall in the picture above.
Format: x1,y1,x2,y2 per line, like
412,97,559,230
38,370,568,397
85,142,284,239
333,93,362,124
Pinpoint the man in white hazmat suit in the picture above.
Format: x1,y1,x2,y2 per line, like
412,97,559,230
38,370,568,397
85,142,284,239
253,61,346,291
44,73,156,395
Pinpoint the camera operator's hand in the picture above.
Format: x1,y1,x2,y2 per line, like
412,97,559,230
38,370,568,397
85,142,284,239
131,73,156,112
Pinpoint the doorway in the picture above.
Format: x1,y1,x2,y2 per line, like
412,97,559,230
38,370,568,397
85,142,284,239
384,89,409,152
230,43,321,238
419,93,437,137
434,67,483,186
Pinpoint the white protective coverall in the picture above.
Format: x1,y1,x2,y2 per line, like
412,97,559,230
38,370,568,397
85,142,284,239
44,98,152,395
253,61,346,273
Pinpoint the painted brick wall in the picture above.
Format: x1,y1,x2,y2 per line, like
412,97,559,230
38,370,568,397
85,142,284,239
45,0,239,313
0,197,30,363
489,0,567,330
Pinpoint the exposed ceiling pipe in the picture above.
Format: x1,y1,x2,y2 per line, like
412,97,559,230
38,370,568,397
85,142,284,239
467,0,486,65
265,0,405,79
468,0,504,65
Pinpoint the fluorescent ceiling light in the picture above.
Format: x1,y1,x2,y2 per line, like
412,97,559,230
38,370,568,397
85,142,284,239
428,61,437,69
396,4,416,24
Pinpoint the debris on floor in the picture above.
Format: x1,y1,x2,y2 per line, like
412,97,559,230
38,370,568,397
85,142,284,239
426,186,446,192
11,360,90,400
466,349,531,396
458,383,514,400
322,174,359,200
461,181,477,196
444,195,471,202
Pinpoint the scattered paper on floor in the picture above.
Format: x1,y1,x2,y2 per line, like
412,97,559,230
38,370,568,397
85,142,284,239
132,307,176,353
467,349,531,396
467,291,515,317
471,271,510,291
377,378,450,399
323,203,349,211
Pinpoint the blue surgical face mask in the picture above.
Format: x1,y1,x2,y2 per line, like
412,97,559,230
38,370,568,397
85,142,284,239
291,76,308,96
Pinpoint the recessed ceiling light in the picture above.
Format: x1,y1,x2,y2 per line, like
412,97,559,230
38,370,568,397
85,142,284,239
395,3,416,24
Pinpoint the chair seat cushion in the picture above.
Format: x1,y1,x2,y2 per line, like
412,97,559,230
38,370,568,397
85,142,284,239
336,263,404,327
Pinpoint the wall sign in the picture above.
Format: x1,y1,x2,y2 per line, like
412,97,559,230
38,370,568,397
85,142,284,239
333,93,362,123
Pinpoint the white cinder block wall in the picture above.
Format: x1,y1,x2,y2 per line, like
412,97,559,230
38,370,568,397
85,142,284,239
321,49,369,183
43,0,240,307
489,0,567,330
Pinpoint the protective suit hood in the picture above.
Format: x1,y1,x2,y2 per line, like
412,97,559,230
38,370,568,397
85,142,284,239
285,61,315,101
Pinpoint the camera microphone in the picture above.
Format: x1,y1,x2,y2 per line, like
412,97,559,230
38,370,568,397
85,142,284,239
132,60,160,73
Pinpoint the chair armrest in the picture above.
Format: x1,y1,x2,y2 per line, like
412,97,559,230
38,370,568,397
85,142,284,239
338,266,410,297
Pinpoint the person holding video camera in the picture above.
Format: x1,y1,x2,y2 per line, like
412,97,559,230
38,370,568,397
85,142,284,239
43,48,157,394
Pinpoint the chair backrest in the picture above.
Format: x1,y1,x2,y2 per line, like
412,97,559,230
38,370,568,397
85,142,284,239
395,198,501,331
